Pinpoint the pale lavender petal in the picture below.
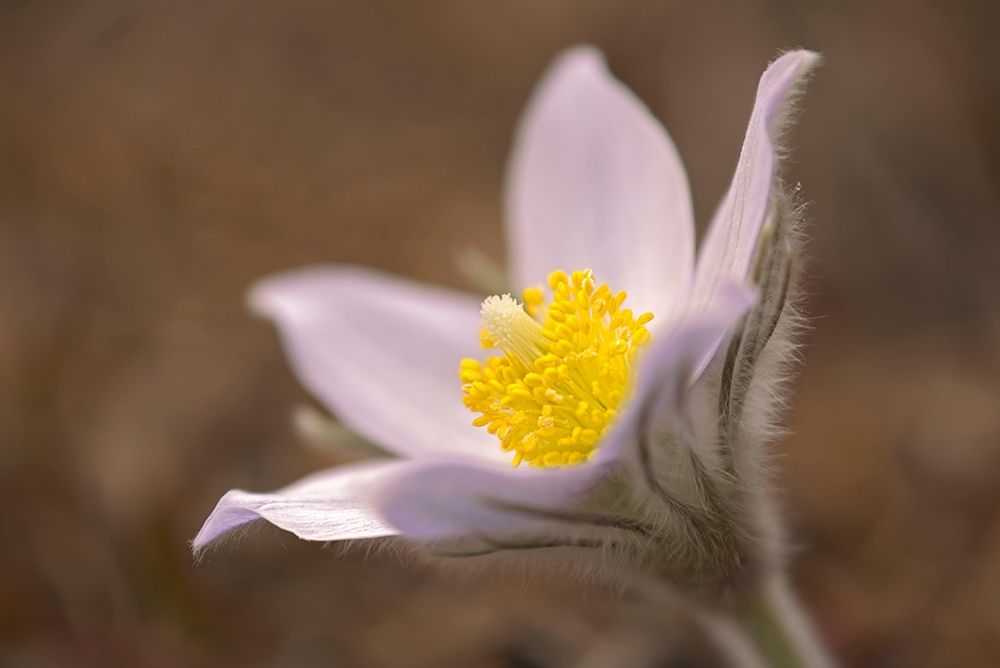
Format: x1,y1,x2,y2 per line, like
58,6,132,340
193,460,406,551
507,46,694,318
693,50,819,310
595,281,756,463
373,458,606,541
373,284,754,541
249,266,507,463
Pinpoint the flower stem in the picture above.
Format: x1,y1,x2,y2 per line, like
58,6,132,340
732,574,837,668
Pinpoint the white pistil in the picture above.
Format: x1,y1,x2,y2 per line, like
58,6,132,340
480,294,547,367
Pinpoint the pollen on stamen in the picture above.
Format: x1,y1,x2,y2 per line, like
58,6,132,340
460,269,654,469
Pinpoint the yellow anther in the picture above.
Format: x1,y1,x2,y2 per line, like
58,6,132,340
508,385,532,399
632,327,651,347
523,373,545,387
611,291,627,312
536,353,560,368
522,285,544,317
479,329,495,349
553,341,574,356
548,270,568,289
460,269,654,468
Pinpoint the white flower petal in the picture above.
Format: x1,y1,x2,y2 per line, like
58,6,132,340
693,50,819,309
374,284,754,541
249,266,508,463
193,460,406,551
506,46,695,317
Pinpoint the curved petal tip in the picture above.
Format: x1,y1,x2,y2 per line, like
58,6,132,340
193,461,405,555
692,48,819,309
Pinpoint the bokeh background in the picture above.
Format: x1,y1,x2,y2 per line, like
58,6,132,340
2,1,999,666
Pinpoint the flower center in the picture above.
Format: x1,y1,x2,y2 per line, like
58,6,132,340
460,269,653,468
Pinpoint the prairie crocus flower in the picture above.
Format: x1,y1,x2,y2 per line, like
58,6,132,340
194,48,818,600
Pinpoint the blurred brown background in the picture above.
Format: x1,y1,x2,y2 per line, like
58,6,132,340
2,1,999,666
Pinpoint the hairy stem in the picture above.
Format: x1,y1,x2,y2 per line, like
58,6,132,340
713,574,837,668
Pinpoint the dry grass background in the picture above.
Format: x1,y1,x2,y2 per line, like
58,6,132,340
1,1,999,666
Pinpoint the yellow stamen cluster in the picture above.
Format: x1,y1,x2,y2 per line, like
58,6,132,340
460,269,654,468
